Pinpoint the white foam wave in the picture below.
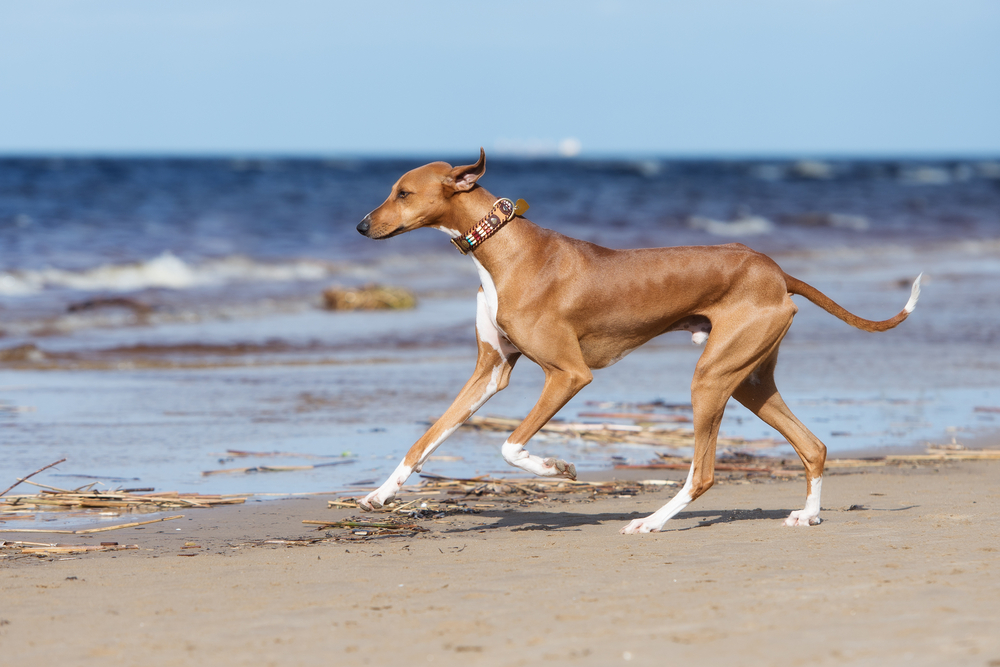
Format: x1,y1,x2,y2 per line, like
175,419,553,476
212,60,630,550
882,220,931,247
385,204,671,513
688,214,775,237
0,252,335,296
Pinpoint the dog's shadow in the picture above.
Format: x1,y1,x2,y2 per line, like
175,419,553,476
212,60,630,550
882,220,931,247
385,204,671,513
443,506,793,534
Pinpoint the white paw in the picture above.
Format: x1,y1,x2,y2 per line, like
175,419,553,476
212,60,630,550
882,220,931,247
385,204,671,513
358,484,397,511
359,464,413,511
783,510,821,527
620,517,661,535
544,458,577,480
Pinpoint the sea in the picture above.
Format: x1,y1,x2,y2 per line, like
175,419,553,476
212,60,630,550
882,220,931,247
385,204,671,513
2,156,999,515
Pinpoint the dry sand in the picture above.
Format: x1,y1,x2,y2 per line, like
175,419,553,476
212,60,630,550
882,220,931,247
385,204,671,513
2,461,999,666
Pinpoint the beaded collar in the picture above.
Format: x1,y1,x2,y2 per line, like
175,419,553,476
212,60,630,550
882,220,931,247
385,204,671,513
450,198,529,255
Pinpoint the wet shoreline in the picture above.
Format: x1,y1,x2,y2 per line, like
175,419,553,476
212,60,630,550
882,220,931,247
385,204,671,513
3,158,999,525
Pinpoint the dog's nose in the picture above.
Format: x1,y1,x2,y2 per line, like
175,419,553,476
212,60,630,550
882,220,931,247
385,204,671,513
357,215,372,236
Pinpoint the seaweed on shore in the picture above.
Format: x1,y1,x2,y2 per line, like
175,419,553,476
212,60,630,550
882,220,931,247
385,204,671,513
322,285,416,311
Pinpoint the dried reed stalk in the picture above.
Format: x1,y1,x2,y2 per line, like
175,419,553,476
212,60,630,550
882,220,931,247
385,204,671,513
303,519,425,531
1,489,245,513
19,544,139,555
0,514,183,535
0,458,67,498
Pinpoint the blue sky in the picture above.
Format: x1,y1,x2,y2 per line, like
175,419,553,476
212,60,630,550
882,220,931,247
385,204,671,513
1,0,997,157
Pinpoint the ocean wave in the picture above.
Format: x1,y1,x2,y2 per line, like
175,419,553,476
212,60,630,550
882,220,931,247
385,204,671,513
0,252,335,296
688,214,775,237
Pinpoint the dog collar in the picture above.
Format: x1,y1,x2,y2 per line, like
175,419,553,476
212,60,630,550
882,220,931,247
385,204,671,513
451,198,529,255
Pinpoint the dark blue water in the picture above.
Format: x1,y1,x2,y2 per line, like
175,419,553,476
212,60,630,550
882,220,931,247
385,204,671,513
3,157,999,275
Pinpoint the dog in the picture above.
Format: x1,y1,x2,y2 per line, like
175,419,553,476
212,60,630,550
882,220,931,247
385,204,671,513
355,149,920,534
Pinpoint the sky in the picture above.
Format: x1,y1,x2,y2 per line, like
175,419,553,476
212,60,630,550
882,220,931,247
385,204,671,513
1,0,998,157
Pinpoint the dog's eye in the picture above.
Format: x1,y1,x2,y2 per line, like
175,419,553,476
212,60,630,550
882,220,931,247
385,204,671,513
397,190,410,199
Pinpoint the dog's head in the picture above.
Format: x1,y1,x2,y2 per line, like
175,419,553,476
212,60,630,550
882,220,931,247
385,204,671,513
356,149,486,239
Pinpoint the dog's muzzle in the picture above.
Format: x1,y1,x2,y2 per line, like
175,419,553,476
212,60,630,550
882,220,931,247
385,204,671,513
356,215,372,236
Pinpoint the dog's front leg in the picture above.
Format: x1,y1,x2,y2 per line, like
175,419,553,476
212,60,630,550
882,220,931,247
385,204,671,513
500,362,593,480
359,292,519,510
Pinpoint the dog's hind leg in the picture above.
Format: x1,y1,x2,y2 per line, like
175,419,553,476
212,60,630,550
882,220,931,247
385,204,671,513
732,351,826,526
618,372,731,534
360,290,520,510
621,302,796,534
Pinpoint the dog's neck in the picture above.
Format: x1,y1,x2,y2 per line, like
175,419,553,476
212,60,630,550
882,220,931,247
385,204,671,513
433,188,533,270
434,187,501,237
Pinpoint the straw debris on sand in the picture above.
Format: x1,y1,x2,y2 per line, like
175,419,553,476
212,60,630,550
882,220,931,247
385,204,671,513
1,489,246,514
457,410,1000,467
4,459,1000,665
296,474,677,540
2,541,139,556
413,472,671,498
1,459,248,539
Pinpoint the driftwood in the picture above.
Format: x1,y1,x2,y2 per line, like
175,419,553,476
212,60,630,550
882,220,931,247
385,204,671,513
616,462,776,473
0,514,184,535
457,416,784,450
613,445,1000,472
303,520,425,531
224,449,341,460
13,544,139,555
201,460,354,476
577,412,691,423
67,296,152,315
888,449,1000,461
303,517,428,538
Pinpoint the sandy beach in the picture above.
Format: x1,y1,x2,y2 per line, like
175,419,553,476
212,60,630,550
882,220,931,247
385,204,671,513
3,460,999,666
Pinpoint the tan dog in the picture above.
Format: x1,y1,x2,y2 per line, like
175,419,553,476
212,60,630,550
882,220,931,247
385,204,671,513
355,150,920,534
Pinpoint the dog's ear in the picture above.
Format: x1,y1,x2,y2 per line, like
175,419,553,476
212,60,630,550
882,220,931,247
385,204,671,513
444,148,486,193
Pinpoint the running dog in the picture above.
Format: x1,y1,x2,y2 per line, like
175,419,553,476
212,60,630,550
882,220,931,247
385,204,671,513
355,150,920,534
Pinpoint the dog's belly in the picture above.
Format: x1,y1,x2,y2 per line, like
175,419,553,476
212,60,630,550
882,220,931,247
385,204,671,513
580,315,712,369
584,341,642,369
580,331,660,369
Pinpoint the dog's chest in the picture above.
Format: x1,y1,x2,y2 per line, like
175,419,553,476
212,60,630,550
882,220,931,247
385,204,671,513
434,226,512,345
471,256,503,333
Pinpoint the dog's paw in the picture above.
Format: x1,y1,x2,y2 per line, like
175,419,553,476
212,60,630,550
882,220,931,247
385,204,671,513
543,458,577,480
783,510,821,527
357,493,378,511
359,465,412,511
358,488,394,511
620,517,661,535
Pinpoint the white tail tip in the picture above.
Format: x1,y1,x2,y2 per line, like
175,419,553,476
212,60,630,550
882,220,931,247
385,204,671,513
904,273,922,314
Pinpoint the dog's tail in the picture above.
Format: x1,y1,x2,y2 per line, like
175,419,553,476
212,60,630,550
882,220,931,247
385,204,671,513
784,273,922,332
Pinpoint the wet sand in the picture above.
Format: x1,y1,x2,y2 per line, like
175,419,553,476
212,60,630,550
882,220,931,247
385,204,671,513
3,460,999,666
